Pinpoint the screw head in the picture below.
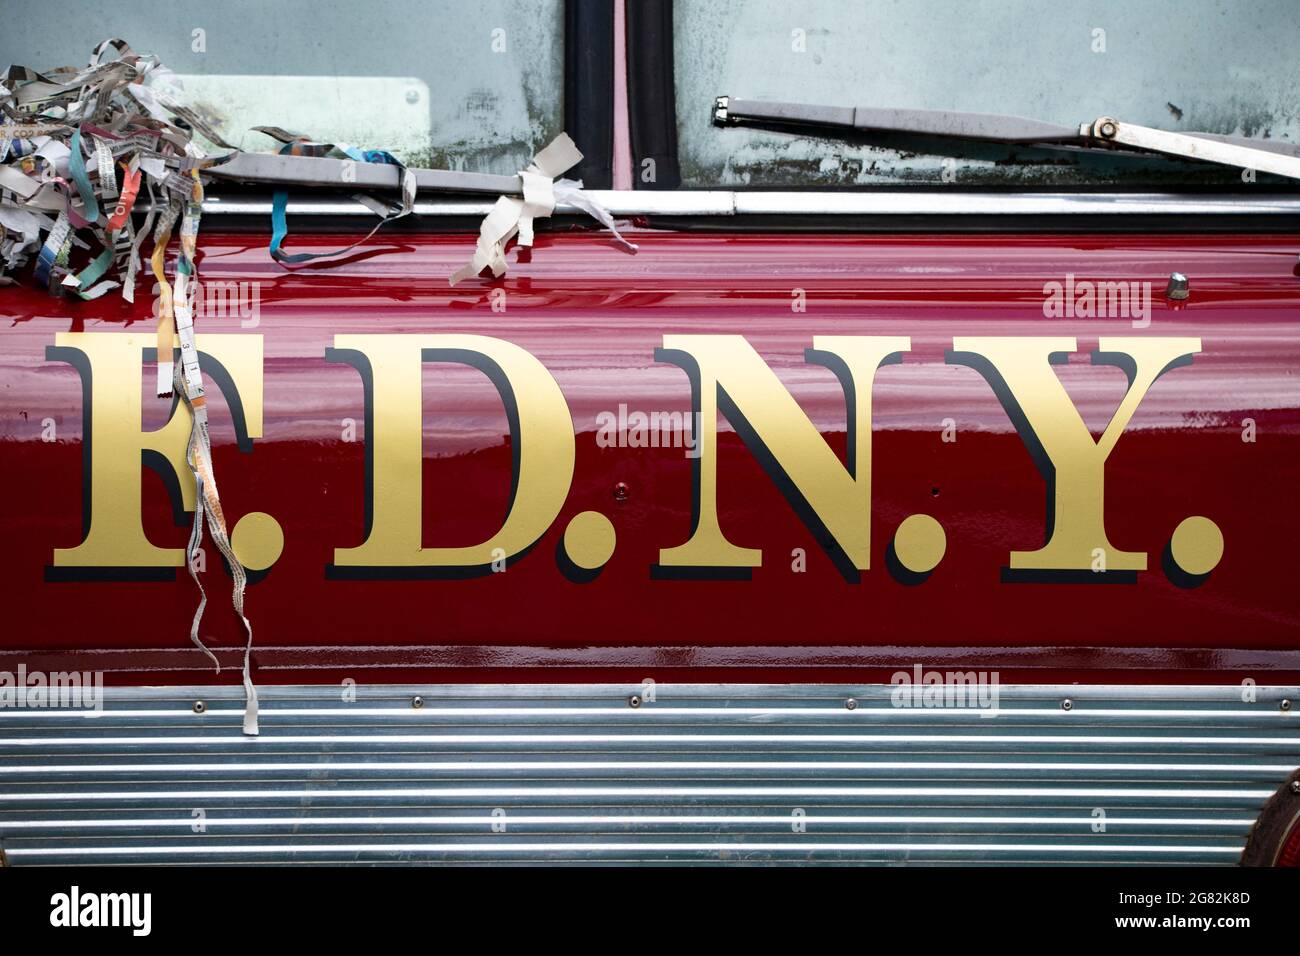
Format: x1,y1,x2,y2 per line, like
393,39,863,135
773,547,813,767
405,89,420,104
845,697,858,711
1290,779,1300,794
628,694,642,708
1061,698,1074,711
612,481,630,502
1098,119,1118,138
192,700,206,715
411,695,424,709
1282,699,1292,712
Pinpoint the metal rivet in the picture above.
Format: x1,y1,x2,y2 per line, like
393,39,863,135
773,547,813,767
1165,272,1190,300
1290,779,1300,794
411,695,424,709
192,700,206,714
845,697,858,711
1061,698,1073,711
405,89,420,105
1282,699,1292,712
628,694,642,708
613,481,630,502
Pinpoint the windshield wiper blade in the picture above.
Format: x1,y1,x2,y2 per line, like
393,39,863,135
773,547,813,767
714,96,1300,180
715,97,1080,144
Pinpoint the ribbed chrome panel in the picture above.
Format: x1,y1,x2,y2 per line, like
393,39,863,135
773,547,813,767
1,684,1296,865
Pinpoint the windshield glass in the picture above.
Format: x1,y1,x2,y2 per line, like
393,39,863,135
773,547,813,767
675,0,1300,187
0,0,564,175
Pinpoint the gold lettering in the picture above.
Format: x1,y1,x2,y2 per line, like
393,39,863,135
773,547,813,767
948,336,1200,575
47,332,263,575
327,334,574,575
655,335,909,579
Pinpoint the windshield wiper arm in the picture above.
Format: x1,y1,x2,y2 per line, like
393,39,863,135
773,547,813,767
714,96,1300,180
207,151,521,195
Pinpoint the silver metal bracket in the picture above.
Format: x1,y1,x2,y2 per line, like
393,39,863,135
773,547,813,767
712,95,731,127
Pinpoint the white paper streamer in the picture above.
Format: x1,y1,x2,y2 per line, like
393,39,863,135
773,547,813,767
450,134,636,286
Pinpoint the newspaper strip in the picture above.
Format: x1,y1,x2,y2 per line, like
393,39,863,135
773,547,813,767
169,172,259,735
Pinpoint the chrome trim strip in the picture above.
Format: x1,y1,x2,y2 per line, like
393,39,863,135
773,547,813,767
2,705,1291,719
50,682,1289,698
2,787,1275,801
193,190,1300,218
2,814,1254,830
5,842,1245,858
4,734,1293,747
5,761,1292,775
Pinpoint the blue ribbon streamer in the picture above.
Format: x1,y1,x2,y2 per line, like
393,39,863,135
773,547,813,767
68,128,100,224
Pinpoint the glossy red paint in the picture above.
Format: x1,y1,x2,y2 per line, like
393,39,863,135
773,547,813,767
1,229,1298,685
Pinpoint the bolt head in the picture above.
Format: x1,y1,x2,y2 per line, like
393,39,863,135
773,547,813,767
192,700,206,715
1282,698,1292,712
612,481,630,502
845,697,858,711
629,694,642,708
1098,120,1118,138
1062,698,1074,711
1165,272,1190,300
411,695,424,709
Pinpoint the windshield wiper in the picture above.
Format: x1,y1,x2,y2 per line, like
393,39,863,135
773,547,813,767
713,96,1300,181
207,151,521,195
